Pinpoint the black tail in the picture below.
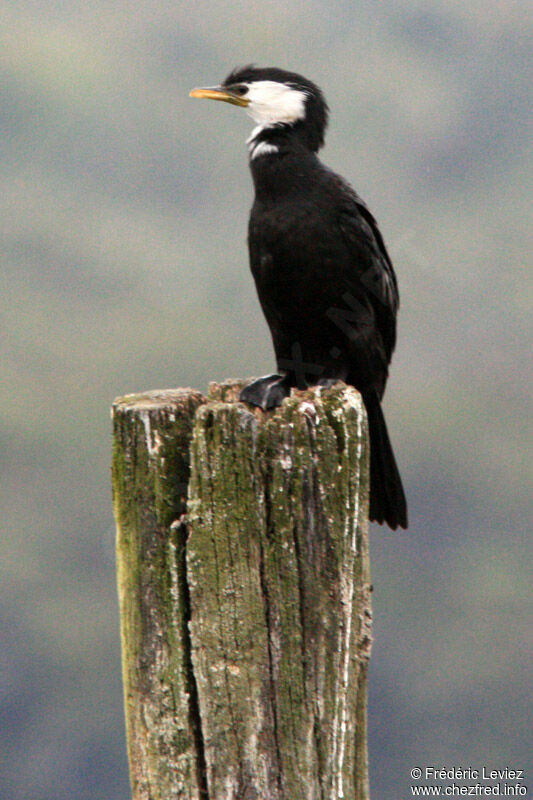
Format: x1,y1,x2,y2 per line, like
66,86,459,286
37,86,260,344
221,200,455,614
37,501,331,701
363,391,408,529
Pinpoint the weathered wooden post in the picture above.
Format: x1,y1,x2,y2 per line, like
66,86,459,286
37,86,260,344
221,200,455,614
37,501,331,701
112,379,373,800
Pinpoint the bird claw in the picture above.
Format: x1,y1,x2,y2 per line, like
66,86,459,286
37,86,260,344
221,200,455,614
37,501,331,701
239,374,291,410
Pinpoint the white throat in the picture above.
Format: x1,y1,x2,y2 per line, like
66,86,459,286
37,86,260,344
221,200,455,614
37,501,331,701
249,140,279,160
247,124,279,160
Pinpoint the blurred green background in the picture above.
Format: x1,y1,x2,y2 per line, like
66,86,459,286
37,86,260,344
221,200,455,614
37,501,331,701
1,1,531,798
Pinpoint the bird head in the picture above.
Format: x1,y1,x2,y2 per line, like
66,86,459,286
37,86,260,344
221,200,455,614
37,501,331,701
190,65,329,153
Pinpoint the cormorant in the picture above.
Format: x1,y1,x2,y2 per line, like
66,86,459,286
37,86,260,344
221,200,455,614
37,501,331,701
190,66,407,529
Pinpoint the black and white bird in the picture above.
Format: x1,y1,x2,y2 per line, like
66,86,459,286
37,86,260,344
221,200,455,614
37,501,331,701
190,66,407,529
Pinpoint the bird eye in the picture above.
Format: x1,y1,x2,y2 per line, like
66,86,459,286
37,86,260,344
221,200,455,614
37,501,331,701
231,84,248,96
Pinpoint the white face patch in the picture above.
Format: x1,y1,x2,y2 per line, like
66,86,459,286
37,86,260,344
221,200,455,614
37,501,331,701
244,80,307,126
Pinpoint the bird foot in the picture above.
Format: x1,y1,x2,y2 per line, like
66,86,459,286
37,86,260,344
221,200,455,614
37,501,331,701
239,374,291,410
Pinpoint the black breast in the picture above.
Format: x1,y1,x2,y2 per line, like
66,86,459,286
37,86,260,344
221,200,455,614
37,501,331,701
247,156,397,397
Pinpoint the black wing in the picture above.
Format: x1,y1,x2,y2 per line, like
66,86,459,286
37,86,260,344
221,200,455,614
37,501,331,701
333,175,399,363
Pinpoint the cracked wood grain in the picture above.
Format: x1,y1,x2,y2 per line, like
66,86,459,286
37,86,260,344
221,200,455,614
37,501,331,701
112,381,372,800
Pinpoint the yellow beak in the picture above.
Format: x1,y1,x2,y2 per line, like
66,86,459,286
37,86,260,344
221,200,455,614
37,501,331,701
189,86,249,107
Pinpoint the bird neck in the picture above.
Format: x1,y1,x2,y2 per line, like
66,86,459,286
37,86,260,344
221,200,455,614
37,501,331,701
247,123,319,200
247,121,312,158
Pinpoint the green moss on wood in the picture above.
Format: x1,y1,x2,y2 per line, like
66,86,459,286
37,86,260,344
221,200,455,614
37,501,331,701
112,381,372,800
186,381,372,799
112,389,206,800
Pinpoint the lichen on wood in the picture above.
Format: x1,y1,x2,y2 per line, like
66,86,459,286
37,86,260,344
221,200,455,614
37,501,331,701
112,381,372,800
112,389,207,800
